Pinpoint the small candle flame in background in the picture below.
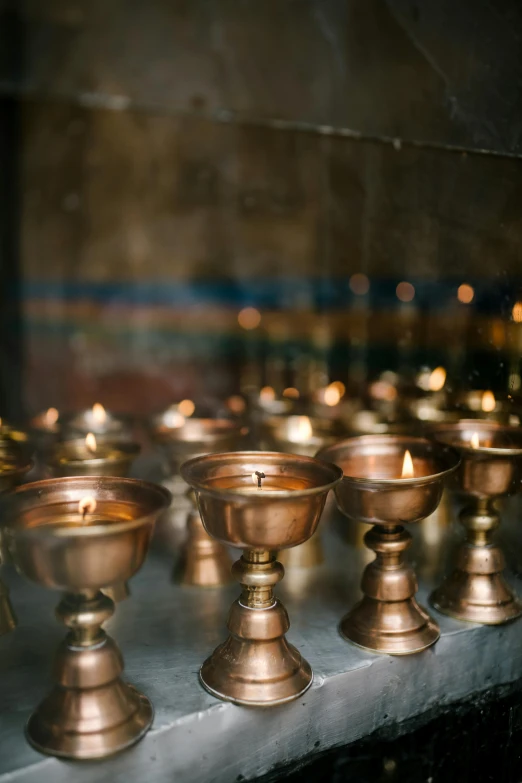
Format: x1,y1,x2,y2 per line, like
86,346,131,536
287,415,313,442
471,432,480,448
282,387,300,399
178,399,195,417
92,402,107,424
481,390,496,412
428,366,446,392
226,395,246,414
164,408,185,428
259,386,276,402
45,407,59,427
78,496,97,520
330,380,346,398
369,380,398,401
252,471,266,489
85,432,97,453
323,383,341,407
401,450,415,478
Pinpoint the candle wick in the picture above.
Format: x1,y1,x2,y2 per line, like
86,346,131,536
255,471,265,489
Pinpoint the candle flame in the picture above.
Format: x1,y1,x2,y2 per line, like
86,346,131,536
259,386,276,402
227,395,246,414
401,450,415,478
92,403,107,424
370,380,397,401
428,367,446,392
78,496,96,519
282,387,300,399
178,399,195,417
45,407,59,426
287,415,313,442
331,380,346,398
164,408,185,429
481,391,496,412
471,432,480,449
85,432,97,453
324,384,341,407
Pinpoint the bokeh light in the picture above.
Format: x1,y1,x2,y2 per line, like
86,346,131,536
238,307,261,330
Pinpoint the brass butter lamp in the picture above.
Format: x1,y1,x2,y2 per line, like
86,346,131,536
261,415,337,568
46,434,141,602
319,435,460,655
62,403,133,439
450,390,518,424
3,476,170,759
0,450,33,635
47,435,140,478
151,414,248,587
430,420,522,624
181,451,342,705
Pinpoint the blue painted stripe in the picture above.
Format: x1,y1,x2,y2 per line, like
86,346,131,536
20,278,521,315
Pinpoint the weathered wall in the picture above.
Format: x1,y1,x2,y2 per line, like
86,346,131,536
1,1,521,414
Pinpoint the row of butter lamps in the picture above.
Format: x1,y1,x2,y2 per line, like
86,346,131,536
0,391,519,760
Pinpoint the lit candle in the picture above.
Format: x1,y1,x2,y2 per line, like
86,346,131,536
48,433,139,478
64,404,130,438
401,450,415,478
481,391,496,413
55,433,124,464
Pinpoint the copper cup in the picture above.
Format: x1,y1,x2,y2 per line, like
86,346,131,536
45,437,141,602
3,476,170,760
319,435,460,655
430,420,522,624
181,451,342,706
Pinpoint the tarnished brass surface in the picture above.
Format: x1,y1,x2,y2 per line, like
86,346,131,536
430,420,522,624
319,436,459,654
151,416,248,587
182,451,341,705
3,476,169,759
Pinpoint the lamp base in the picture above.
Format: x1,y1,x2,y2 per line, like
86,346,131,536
340,596,440,655
278,530,324,569
175,510,233,587
340,525,440,655
430,544,522,625
200,598,312,705
430,502,522,625
27,592,154,760
26,681,152,760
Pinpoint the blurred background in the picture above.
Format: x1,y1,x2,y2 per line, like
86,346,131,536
1,0,521,419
